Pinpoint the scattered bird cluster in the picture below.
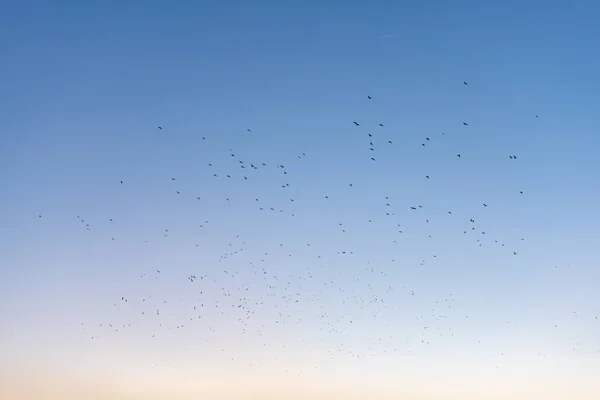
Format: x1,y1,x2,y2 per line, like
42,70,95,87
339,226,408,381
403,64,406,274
38,82,598,377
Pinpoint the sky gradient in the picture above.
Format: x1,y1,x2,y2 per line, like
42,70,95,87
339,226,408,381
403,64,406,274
2,1,600,399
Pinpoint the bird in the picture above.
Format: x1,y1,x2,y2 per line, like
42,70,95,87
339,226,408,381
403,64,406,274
463,81,468,85
463,122,469,126
158,126,162,130
367,95,372,100
353,121,360,126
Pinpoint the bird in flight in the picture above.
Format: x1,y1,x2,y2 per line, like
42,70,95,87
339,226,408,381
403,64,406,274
367,95,372,100
353,121,360,126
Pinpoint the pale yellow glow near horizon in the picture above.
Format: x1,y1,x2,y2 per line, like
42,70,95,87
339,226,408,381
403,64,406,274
2,363,600,400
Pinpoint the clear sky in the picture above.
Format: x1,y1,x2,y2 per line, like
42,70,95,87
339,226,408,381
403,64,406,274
2,1,600,399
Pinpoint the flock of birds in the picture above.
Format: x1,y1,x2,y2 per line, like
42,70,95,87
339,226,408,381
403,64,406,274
36,82,597,378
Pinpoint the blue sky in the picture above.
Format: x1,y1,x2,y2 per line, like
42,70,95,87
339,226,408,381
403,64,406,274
1,1,600,399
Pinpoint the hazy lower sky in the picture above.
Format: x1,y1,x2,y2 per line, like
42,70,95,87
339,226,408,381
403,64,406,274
2,1,600,399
